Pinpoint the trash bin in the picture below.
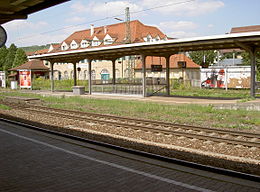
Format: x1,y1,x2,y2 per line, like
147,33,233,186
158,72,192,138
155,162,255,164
72,86,85,95
11,81,17,89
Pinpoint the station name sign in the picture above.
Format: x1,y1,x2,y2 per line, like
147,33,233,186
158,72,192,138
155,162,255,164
151,65,163,72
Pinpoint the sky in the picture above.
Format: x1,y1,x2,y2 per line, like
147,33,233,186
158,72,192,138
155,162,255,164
3,0,260,47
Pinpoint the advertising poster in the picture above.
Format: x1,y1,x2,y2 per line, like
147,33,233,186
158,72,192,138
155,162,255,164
0,71,6,88
19,70,31,88
201,68,226,88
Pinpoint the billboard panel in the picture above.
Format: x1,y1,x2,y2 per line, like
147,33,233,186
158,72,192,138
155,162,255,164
19,70,31,88
201,66,250,88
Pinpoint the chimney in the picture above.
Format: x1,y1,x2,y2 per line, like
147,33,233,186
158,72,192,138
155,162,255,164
104,25,107,34
90,24,94,36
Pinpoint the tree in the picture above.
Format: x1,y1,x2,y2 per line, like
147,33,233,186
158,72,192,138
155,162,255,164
188,50,217,68
13,48,28,68
0,45,8,71
4,43,17,71
241,51,260,81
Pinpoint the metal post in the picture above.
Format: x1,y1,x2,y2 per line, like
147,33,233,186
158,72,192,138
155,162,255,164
50,61,54,92
250,48,256,97
165,55,171,96
141,54,147,97
88,59,92,95
73,62,77,86
112,59,116,85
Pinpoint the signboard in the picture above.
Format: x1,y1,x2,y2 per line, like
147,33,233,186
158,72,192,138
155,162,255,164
19,70,31,88
177,61,186,68
0,71,6,88
151,65,162,72
201,66,251,88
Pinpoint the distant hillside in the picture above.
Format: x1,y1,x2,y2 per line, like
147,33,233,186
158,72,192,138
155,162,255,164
20,44,51,53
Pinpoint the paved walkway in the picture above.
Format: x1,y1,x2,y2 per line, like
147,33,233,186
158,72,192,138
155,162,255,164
1,120,259,192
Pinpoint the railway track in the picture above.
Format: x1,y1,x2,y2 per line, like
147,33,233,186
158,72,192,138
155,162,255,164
2,101,260,148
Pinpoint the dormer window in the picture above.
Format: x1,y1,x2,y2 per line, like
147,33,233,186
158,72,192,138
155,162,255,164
70,40,78,49
61,42,69,50
146,34,152,42
144,34,153,42
92,36,101,46
104,34,114,45
155,35,160,41
81,40,89,48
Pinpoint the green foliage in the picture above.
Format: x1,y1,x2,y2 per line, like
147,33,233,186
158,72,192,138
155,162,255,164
189,50,217,68
221,51,240,59
0,45,8,71
5,44,17,71
33,78,88,91
0,104,11,110
20,44,50,53
13,48,28,68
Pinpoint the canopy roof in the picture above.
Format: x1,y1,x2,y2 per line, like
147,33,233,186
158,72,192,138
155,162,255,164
0,0,70,24
10,60,49,71
29,31,260,63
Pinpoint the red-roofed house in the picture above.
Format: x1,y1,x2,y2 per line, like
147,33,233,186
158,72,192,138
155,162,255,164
135,54,201,83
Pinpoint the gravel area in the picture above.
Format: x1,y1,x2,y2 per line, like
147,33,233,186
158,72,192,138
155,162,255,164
1,108,259,175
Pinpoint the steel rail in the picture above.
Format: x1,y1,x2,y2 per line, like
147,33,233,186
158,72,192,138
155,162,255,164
14,105,260,148
28,104,260,139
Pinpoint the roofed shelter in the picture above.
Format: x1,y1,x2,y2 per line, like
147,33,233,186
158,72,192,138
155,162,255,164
10,60,49,89
29,31,260,97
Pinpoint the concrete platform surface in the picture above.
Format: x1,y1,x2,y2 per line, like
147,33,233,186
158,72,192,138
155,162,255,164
0,120,259,192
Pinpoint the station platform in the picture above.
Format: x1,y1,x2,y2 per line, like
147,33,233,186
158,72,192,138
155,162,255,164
1,120,259,192
21,90,260,110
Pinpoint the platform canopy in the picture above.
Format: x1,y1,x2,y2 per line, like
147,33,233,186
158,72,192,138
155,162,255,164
0,0,70,24
29,31,260,97
29,31,260,62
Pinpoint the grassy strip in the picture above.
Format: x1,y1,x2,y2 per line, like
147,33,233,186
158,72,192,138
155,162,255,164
0,104,11,110
32,79,88,91
171,88,250,98
0,90,259,130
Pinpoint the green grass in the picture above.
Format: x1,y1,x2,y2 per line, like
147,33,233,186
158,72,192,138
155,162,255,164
32,78,88,91
0,104,11,110
1,90,259,130
170,87,250,98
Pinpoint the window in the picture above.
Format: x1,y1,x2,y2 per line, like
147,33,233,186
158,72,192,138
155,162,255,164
70,41,78,49
84,70,88,80
92,40,100,46
91,70,96,80
64,71,68,80
81,41,89,48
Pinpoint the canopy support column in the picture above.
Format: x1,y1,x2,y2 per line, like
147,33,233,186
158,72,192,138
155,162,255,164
50,61,54,92
236,42,257,98
141,54,147,97
88,59,93,95
165,55,171,96
112,59,116,85
73,62,77,86
250,48,256,97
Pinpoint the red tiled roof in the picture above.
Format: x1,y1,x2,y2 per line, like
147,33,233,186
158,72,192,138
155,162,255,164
135,54,200,69
34,49,49,55
57,20,167,50
9,60,49,71
230,25,260,33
